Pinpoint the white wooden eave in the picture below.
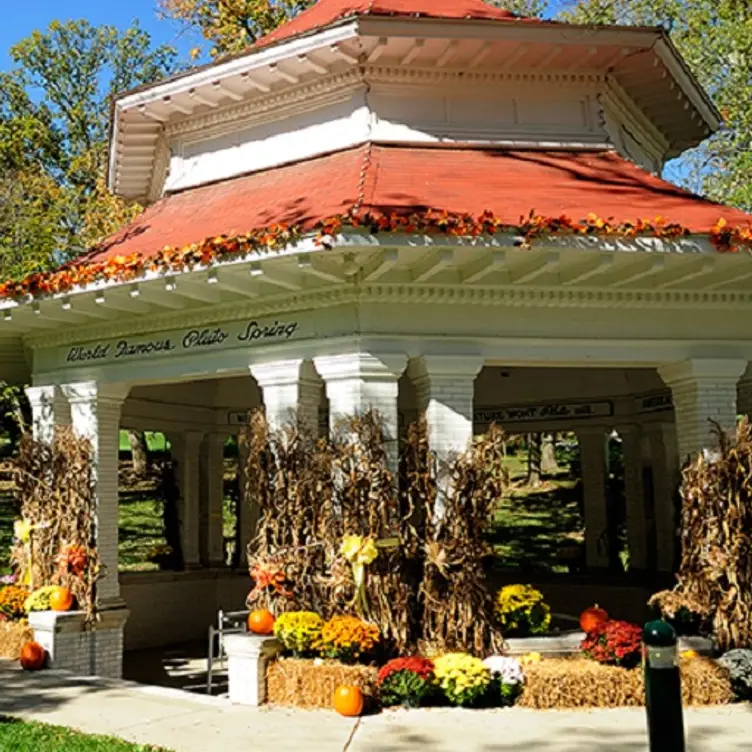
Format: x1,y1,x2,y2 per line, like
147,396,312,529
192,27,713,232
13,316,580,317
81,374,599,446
108,18,719,203
3,235,752,346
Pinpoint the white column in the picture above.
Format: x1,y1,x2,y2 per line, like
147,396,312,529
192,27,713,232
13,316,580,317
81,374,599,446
659,358,747,463
200,433,226,568
235,428,258,569
169,431,204,570
314,352,407,472
407,355,483,458
645,421,680,572
62,382,128,604
737,372,752,417
619,424,647,571
407,355,483,518
249,359,321,435
25,385,71,443
576,427,609,569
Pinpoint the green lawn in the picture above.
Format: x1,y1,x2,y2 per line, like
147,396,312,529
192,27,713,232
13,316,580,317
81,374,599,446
118,431,169,453
0,717,171,751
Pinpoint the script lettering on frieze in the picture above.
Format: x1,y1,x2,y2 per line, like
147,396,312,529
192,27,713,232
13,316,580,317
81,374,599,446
64,318,300,365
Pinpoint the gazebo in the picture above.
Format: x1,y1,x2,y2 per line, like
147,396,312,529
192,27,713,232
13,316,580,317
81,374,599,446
2,0,752,677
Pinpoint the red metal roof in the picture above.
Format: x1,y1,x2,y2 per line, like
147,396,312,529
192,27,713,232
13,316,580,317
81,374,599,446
85,144,752,263
255,0,529,49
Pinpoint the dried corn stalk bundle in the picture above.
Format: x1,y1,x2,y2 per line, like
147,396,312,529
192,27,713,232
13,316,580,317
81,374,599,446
244,409,335,615
419,424,507,656
11,428,101,621
327,411,416,653
654,418,752,651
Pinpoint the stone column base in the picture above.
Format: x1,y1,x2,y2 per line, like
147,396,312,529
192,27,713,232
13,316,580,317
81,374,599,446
29,607,130,678
224,633,282,705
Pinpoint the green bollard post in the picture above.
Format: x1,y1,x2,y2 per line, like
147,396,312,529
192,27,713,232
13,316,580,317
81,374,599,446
643,619,685,752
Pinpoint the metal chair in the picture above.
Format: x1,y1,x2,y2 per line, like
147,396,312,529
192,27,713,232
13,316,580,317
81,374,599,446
206,608,250,694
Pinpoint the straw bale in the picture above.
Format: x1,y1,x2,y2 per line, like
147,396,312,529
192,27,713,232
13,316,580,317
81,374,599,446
0,621,34,660
266,657,378,709
517,657,733,709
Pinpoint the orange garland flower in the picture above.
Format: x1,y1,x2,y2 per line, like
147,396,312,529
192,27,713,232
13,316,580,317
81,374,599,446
1,210,750,303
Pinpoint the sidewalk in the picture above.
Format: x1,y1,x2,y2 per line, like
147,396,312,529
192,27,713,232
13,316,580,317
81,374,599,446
1,662,751,752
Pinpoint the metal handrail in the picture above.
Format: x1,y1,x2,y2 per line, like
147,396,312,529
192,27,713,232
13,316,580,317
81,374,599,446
207,608,250,694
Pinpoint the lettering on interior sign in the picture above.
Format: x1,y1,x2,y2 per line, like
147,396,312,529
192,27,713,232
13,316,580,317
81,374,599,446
637,392,673,414
65,319,299,363
475,400,613,425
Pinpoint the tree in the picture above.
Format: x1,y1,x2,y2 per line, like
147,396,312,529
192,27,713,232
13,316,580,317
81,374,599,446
160,0,315,57
0,20,179,281
486,0,548,16
559,0,752,212
526,433,542,487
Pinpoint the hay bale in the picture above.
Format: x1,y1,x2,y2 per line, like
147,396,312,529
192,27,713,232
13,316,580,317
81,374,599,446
266,657,378,709
0,621,34,660
517,656,734,710
680,656,734,705
518,658,643,709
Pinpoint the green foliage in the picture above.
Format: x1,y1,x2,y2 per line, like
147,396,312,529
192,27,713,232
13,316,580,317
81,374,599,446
24,585,59,613
0,716,173,752
273,610,324,655
495,584,551,636
486,0,548,16
433,652,492,707
0,20,178,281
560,0,752,211
160,0,315,57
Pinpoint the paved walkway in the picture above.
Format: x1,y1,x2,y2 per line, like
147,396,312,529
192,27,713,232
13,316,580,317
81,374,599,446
2,662,751,751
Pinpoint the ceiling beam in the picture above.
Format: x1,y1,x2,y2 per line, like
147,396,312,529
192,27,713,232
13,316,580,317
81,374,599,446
610,256,665,287
362,249,399,281
656,257,715,288
561,255,614,286
411,250,455,283
162,96,192,115
250,263,302,291
367,38,388,63
240,71,271,93
212,80,244,102
297,256,344,283
512,252,560,284
401,39,425,66
469,41,493,68
298,54,328,75
461,251,506,284
188,88,219,109
269,63,299,85
436,40,458,68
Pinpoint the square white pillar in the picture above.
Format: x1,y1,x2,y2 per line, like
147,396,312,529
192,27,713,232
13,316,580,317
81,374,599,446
62,382,129,605
659,358,747,463
250,359,322,435
224,633,282,705
407,355,483,519
576,427,609,569
26,385,71,443
645,421,680,572
619,424,647,571
169,431,205,570
314,352,407,472
200,433,226,568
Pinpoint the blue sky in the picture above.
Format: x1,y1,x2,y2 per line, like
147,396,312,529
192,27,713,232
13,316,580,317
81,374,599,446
1,1,196,67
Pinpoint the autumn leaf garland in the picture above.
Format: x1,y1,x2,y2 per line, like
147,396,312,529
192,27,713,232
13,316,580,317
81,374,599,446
1,209,750,303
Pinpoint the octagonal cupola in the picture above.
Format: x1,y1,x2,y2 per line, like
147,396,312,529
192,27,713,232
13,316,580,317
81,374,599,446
109,0,720,204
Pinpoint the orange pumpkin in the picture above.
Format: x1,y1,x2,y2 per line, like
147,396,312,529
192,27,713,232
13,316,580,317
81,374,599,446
20,641,46,671
247,609,275,635
579,605,609,634
333,684,364,717
49,586,74,612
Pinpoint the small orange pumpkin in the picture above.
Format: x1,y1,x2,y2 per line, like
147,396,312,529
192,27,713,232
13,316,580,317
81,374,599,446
333,684,364,717
49,586,74,612
20,641,46,671
247,609,275,635
580,605,609,634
